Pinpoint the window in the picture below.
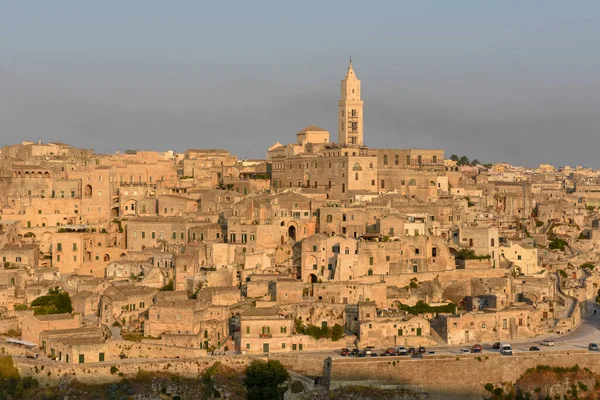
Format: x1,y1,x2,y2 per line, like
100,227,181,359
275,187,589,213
141,231,146,239
312,245,317,252
395,155,399,165
151,232,156,239
280,326,287,334
246,343,250,350
79,355,85,364
418,155,422,164
386,256,390,261
99,352,105,362
433,155,437,163
172,232,177,239
355,172,359,180
57,243,62,252
432,248,437,257
73,243,77,251
383,155,388,166
381,180,385,189
246,327,250,334
406,155,411,165
282,343,286,349
369,257,373,265
415,248,420,255
326,215,333,223
156,313,160,320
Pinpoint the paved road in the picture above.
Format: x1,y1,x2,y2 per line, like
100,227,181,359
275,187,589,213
309,304,600,358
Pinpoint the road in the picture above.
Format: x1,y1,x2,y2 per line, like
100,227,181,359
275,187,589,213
308,305,600,358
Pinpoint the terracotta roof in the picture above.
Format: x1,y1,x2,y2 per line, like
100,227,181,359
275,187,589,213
299,125,328,133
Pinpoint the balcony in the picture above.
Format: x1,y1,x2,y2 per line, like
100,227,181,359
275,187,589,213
259,333,272,338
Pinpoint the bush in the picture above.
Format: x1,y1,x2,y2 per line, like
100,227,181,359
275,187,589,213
31,287,72,315
13,304,27,311
535,220,544,227
549,238,568,251
580,263,595,270
160,280,174,291
290,380,304,393
398,300,457,315
455,249,491,261
244,360,289,400
558,269,568,278
110,366,119,375
484,383,494,393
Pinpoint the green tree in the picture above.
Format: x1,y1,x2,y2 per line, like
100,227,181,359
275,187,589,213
244,360,289,400
30,287,72,315
160,279,174,291
450,154,459,162
331,324,344,341
458,156,470,166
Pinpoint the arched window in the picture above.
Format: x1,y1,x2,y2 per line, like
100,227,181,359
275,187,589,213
84,185,92,197
408,179,416,186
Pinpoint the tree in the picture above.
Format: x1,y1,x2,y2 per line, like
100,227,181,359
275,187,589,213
458,156,470,166
471,159,480,165
450,154,459,162
244,360,289,400
30,287,72,315
331,324,344,341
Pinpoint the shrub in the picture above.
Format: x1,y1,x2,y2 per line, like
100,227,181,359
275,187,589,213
290,380,304,393
13,304,27,311
558,269,567,278
31,287,72,315
549,238,568,251
580,263,595,270
160,280,174,291
535,220,544,227
397,300,457,315
244,360,289,400
110,366,119,375
484,383,494,393
456,249,491,260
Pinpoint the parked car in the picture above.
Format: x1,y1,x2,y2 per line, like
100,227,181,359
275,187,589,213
398,350,409,356
411,352,423,359
542,339,555,346
357,353,366,358
500,344,513,356
471,344,483,353
370,352,379,357
529,346,541,351
385,347,397,355
418,346,426,354
589,343,599,351
340,348,350,356
397,346,407,353
408,347,416,354
492,342,501,349
460,348,471,354
363,349,372,355
351,348,361,356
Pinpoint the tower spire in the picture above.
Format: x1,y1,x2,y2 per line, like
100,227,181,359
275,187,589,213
338,60,363,147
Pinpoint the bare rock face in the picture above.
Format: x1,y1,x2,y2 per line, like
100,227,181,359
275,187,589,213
299,386,430,400
487,365,600,400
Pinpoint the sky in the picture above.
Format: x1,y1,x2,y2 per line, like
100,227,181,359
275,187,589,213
1,1,599,167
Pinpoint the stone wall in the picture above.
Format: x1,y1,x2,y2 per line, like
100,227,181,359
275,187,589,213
328,350,600,399
110,340,207,359
14,355,259,385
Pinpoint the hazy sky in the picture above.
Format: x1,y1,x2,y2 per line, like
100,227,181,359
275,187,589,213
1,1,600,167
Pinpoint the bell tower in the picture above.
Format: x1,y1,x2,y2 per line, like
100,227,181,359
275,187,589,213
338,58,364,147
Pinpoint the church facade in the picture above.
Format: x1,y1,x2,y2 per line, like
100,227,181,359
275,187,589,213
268,61,448,201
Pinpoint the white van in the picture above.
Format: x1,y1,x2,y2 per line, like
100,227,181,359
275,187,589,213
500,344,512,355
